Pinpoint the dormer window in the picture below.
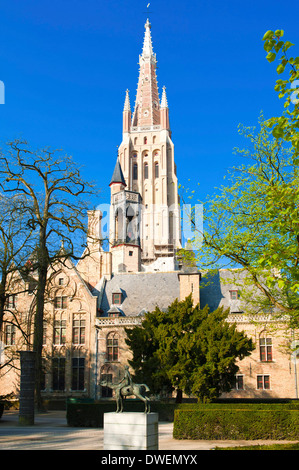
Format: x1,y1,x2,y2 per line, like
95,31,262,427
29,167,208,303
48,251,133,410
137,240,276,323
229,290,239,300
112,292,122,305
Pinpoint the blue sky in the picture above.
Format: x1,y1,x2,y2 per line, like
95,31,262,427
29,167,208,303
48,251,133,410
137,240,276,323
0,0,298,208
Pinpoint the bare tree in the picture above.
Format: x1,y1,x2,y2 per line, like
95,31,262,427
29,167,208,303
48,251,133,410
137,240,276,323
0,139,97,409
0,194,35,333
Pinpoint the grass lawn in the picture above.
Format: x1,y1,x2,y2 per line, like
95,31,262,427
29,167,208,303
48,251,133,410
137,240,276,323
216,442,299,450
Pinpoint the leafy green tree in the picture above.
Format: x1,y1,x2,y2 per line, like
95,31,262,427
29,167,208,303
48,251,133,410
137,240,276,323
181,32,299,328
125,295,254,402
262,29,299,155
188,117,299,326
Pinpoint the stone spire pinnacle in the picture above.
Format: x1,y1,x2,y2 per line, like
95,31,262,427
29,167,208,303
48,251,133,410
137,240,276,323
132,19,160,127
161,86,168,108
123,89,131,112
141,18,156,62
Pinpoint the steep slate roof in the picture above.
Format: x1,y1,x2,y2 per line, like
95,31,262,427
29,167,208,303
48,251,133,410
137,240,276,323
109,159,126,186
100,271,180,317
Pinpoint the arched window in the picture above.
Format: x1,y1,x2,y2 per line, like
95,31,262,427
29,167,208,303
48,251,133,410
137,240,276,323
106,332,119,361
155,162,159,178
144,136,147,144
133,163,138,180
144,163,148,179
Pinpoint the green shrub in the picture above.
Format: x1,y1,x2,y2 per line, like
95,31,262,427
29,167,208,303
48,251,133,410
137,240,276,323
173,407,299,440
66,400,181,427
66,399,299,431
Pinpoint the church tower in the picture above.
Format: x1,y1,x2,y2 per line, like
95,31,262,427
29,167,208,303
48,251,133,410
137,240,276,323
111,19,181,270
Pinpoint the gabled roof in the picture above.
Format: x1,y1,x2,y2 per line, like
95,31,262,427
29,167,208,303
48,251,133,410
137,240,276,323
109,159,126,187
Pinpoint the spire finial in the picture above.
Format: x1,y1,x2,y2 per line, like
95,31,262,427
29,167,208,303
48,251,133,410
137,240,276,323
141,17,155,60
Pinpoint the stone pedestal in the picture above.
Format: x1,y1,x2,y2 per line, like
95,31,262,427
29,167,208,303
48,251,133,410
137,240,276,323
18,351,36,426
104,412,159,450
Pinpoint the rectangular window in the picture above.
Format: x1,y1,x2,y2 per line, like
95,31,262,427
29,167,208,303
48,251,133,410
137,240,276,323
5,324,16,345
257,375,270,390
107,335,119,362
54,296,68,309
40,358,47,391
235,375,244,390
43,320,47,345
229,290,238,300
72,314,86,345
52,357,65,391
259,338,273,362
101,373,112,398
112,293,122,304
6,295,16,309
54,318,66,345
72,357,85,391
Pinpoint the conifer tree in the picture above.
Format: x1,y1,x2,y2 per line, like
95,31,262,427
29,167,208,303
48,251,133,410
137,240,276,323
125,295,254,402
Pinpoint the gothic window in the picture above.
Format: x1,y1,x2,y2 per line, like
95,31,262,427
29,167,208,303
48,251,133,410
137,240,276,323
107,332,119,361
52,357,65,391
71,357,85,391
144,163,148,179
155,162,159,178
133,163,138,180
72,314,86,345
259,335,273,362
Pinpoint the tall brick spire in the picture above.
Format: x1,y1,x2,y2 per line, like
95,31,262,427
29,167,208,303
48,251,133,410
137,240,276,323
132,19,160,127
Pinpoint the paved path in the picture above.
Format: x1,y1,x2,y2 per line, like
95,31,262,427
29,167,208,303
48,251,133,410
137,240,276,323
0,410,295,451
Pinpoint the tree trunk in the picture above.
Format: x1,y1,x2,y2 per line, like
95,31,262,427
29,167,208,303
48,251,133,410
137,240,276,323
33,243,48,412
175,389,183,403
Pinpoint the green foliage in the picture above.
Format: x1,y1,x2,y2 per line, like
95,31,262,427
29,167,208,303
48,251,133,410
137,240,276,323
180,32,299,329
125,296,254,401
174,407,299,440
262,30,299,155
182,116,299,328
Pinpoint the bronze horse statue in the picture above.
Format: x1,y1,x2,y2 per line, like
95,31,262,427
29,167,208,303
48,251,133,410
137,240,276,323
100,367,151,413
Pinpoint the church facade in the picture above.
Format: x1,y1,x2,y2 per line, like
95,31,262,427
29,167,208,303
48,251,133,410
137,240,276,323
0,20,298,402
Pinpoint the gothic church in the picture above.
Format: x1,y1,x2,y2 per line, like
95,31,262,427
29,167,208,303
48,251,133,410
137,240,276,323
0,20,298,401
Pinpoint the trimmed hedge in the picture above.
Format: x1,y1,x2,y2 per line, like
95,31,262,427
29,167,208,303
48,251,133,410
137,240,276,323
173,408,299,440
66,400,299,431
66,400,179,427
